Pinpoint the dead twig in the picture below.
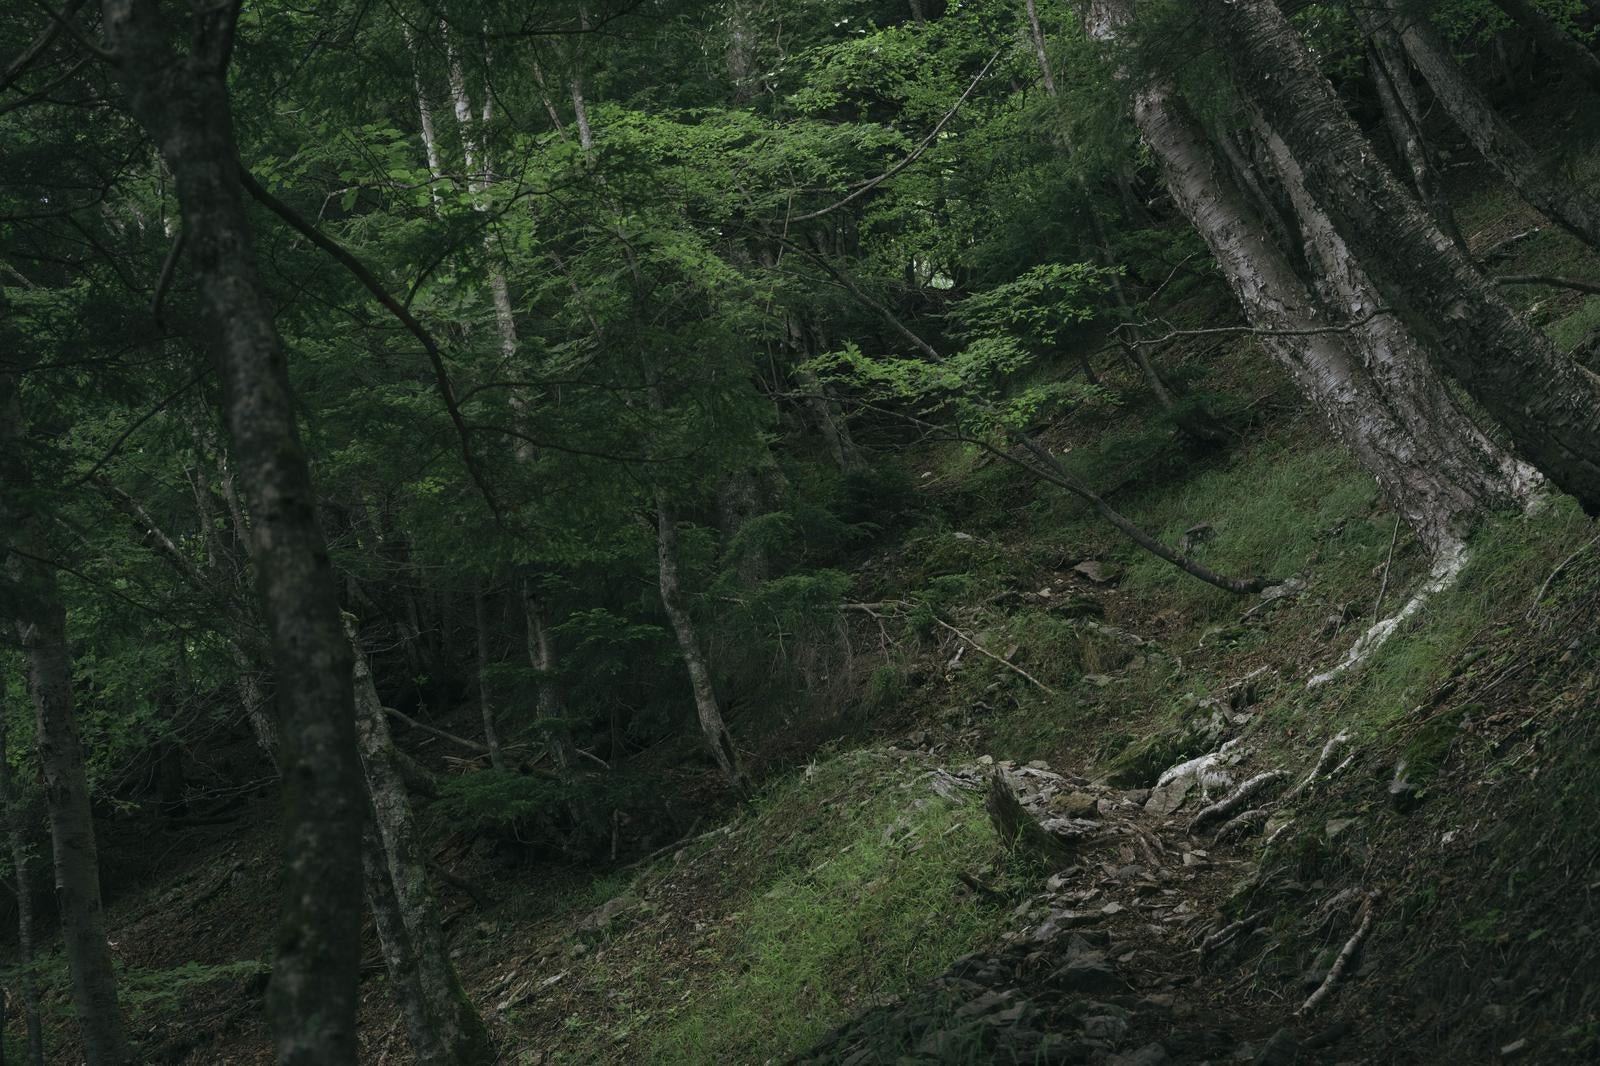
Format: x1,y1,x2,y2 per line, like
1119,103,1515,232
842,600,1056,695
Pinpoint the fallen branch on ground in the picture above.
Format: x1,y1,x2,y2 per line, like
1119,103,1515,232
1297,890,1378,1017
843,601,1057,695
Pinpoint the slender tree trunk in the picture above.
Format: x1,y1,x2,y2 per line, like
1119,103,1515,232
0,696,47,1066
1361,16,1466,247
347,619,492,1065
361,827,449,1066
653,489,746,788
1024,0,1058,98
0,367,128,1065
1489,0,1600,93
1385,0,1600,250
472,584,505,770
1191,0,1600,512
1088,0,1532,552
100,7,364,1062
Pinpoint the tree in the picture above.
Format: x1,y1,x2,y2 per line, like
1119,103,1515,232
0,352,129,1066
98,4,364,1061
1384,0,1600,251
1191,0,1600,513
1086,0,1534,555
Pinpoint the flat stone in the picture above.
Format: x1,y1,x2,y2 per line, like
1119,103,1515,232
1111,1044,1169,1066
1253,1028,1300,1065
1051,791,1102,819
1145,774,1196,816
1051,953,1123,994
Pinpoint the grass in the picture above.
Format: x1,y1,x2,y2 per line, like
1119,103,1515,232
1118,429,1385,619
535,750,1019,1065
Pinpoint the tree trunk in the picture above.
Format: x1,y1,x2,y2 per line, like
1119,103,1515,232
0,693,47,1066
1190,0,1600,512
0,367,128,1066
347,618,492,1065
1387,0,1600,250
1024,0,1058,98
1087,0,1532,552
522,580,578,774
653,490,747,789
1489,0,1600,94
1361,17,1466,247
100,6,364,1062
361,826,450,1066
472,584,506,770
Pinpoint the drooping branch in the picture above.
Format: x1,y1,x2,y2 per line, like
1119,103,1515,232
238,168,508,525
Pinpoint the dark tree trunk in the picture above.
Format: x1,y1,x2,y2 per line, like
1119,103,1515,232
1360,15,1466,247
1386,0,1600,250
1489,0,1600,94
0,377,129,1066
0,695,47,1066
1191,0,1600,512
100,6,364,1062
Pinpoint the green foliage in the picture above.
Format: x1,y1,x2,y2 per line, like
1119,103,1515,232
433,770,573,833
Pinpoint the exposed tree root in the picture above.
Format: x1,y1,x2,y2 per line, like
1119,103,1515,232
1296,890,1379,1017
1309,545,1468,687
1214,807,1270,843
1288,731,1351,800
1189,770,1286,835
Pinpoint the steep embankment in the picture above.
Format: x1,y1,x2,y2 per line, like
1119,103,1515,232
50,154,1600,1065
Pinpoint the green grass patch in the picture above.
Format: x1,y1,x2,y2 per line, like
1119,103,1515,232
1548,295,1600,352
1118,432,1383,619
641,754,1011,1065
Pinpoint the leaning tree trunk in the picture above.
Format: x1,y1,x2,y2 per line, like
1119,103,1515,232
0,368,129,1066
653,490,747,789
1385,0,1600,250
1489,0,1600,94
0,687,47,1066
1087,0,1531,553
361,825,450,1066
100,6,364,1062
1361,16,1465,247
1190,0,1600,513
347,619,492,1065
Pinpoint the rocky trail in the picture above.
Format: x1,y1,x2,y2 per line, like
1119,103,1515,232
794,712,1367,1066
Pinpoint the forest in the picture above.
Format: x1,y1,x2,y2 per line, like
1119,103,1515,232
3,0,1600,1062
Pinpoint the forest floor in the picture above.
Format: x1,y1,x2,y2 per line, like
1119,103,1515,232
37,143,1600,1064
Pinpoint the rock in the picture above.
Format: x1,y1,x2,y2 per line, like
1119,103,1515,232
1180,523,1215,553
1111,1044,1169,1066
1145,774,1195,816
1252,1028,1300,1065
1050,953,1123,994
1073,559,1123,585
952,531,975,541
1500,1038,1529,1059
577,893,639,938
1081,1013,1129,1042
1051,791,1102,819
1389,759,1422,812
1323,817,1358,841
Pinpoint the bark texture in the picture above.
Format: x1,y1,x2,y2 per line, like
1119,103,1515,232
1088,0,1532,552
0,694,47,1066
361,826,449,1065
1191,0,1600,512
1361,17,1464,247
1387,0,1600,250
0,375,129,1065
348,619,493,1065
473,585,506,770
99,5,364,1062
